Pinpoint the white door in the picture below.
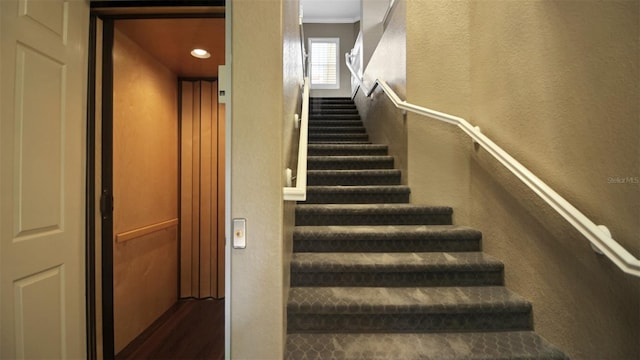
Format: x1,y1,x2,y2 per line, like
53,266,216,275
1,0,89,358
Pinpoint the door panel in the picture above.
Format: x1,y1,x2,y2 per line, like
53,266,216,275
14,44,64,237
180,80,224,299
1,0,89,358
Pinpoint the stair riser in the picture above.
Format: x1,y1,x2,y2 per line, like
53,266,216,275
309,141,372,144
285,333,569,360
307,173,400,185
310,101,355,104
305,192,409,204
311,97,352,100
309,127,367,134
309,134,370,142
308,120,363,127
307,149,387,157
290,271,504,287
293,238,481,253
307,160,393,170
310,109,359,114
310,100,355,104
310,115,361,120
287,312,532,333
295,213,452,226
309,106,357,112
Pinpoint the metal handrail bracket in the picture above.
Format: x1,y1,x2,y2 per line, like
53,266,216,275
345,55,640,277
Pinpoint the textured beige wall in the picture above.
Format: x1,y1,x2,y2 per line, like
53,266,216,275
406,0,472,223
305,23,356,98
356,0,639,358
468,1,639,358
231,0,300,357
112,28,179,353
282,0,303,347
361,0,392,70
354,0,407,183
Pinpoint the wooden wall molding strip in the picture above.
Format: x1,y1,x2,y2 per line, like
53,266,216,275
115,218,179,243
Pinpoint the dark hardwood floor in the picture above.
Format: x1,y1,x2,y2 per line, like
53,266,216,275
116,299,225,360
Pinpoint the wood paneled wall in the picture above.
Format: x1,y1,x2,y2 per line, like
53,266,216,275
180,80,225,299
112,28,179,354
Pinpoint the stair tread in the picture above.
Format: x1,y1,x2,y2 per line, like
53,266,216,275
291,252,503,272
288,286,531,313
294,225,480,239
309,134,369,139
308,155,393,161
309,141,372,144
293,225,481,253
308,144,387,149
307,185,410,193
285,331,568,360
308,169,399,174
297,203,453,213
308,121,363,126
310,109,359,112
309,133,368,136
309,126,366,130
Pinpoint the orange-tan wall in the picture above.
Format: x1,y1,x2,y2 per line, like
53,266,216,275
358,0,639,358
112,28,178,354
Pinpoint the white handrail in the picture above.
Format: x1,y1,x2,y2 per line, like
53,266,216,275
346,55,640,277
283,77,310,201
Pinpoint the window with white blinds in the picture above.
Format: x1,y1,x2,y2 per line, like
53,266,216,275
309,37,340,89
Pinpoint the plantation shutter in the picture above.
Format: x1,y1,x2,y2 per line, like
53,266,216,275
309,38,339,89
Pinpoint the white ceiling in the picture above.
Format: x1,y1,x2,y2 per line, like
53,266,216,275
301,0,361,23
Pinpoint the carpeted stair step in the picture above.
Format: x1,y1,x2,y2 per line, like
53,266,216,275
307,155,393,170
307,169,401,186
310,108,359,114
290,252,504,287
305,185,410,204
308,144,388,156
309,126,367,134
296,204,453,226
309,141,373,145
310,100,357,105
310,104,357,111
310,97,353,103
310,114,362,120
293,225,482,253
285,331,569,360
308,133,370,143
308,120,363,127
287,286,532,333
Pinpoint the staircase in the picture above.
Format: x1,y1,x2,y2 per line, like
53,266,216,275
285,97,568,359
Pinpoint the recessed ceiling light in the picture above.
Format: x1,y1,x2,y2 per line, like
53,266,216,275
191,48,211,59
